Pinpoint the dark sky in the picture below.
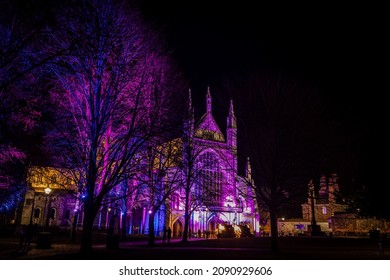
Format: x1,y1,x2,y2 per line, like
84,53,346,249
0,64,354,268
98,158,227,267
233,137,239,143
140,1,388,187
140,1,387,133
141,1,386,97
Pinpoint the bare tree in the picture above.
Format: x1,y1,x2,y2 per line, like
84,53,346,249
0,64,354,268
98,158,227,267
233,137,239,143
44,0,181,254
225,72,327,252
0,0,58,218
131,138,182,246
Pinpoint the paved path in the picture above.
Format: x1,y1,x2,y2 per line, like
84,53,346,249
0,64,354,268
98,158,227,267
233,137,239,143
1,236,390,260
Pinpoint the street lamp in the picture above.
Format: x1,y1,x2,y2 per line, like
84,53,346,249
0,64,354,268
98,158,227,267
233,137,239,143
43,186,52,228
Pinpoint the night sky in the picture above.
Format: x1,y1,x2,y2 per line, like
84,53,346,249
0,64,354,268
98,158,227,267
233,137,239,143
1,1,387,216
140,1,388,197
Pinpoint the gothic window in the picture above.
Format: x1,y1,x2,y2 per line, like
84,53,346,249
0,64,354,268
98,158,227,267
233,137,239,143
49,208,56,219
25,199,33,206
172,194,180,210
199,152,222,205
322,206,327,215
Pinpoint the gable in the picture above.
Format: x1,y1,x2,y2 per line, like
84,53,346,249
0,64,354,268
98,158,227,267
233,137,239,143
194,113,225,142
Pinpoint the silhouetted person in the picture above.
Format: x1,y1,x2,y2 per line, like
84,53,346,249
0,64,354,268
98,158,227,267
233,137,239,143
162,227,167,243
198,229,201,238
167,227,172,243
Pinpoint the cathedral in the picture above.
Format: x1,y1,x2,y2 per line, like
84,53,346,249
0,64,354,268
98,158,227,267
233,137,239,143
20,88,259,238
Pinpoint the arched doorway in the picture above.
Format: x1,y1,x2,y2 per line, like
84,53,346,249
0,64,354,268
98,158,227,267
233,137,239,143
173,219,183,238
208,214,218,232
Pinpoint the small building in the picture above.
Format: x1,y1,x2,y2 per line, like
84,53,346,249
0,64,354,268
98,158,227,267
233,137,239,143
279,174,390,236
20,166,78,229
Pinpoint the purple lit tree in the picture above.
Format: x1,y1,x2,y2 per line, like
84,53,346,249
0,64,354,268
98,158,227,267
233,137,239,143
225,73,327,252
44,0,182,254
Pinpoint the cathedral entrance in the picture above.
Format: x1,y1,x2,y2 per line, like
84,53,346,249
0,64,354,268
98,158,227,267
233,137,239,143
208,214,221,238
173,219,183,238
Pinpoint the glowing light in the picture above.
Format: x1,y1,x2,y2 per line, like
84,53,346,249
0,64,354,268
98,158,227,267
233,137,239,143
108,207,111,212
148,210,152,214
44,187,52,195
234,225,242,238
218,224,225,231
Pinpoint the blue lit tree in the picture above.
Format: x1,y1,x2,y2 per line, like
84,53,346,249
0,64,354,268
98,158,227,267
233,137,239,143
0,0,61,221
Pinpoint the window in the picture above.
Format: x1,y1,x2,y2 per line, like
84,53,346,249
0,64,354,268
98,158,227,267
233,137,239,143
171,194,179,210
25,199,33,206
322,206,327,214
49,208,56,219
199,152,222,205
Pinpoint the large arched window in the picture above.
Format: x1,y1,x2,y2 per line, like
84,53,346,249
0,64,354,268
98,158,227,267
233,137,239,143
199,152,223,205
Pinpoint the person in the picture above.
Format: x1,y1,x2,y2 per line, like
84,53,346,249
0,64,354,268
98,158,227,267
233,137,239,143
188,229,192,239
198,229,201,238
162,227,167,243
167,227,172,243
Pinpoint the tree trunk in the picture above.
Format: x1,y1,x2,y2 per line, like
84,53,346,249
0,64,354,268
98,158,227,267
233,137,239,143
121,213,127,238
148,211,155,246
80,207,94,255
79,192,101,255
121,202,128,238
182,188,190,242
270,209,279,253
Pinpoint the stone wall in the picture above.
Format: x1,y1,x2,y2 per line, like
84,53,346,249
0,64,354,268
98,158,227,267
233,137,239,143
331,213,390,236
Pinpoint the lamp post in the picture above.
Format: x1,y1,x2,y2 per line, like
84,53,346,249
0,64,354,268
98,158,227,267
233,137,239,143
42,186,52,229
36,186,53,249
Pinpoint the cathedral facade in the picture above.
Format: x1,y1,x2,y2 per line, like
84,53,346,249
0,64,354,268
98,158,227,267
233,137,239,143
20,88,259,238
155,89,258,237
